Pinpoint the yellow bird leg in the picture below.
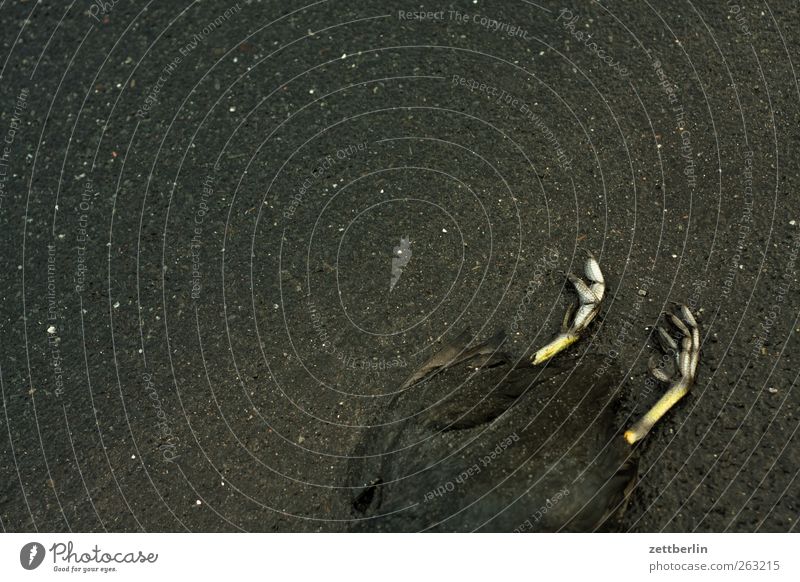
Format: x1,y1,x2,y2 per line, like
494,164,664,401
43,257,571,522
532,332,579,365
624,378,691,445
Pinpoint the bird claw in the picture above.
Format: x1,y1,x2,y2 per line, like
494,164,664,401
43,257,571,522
624,304,701,445
532,254,605,365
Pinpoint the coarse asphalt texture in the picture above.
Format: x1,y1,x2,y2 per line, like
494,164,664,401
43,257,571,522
0,0,798,532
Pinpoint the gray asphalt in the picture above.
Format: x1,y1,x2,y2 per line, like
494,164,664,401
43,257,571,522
0,0,798,532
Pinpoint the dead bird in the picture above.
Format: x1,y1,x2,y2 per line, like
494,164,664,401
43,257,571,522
347,255,700,532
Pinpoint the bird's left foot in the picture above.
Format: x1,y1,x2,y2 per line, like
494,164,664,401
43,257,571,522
532,251,605,365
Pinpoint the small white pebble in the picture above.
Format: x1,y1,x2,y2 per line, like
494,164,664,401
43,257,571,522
790,220,796,226
442,228,448,233
195,500,202,506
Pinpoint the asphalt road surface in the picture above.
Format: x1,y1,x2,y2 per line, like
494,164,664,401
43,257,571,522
0,0,798,532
